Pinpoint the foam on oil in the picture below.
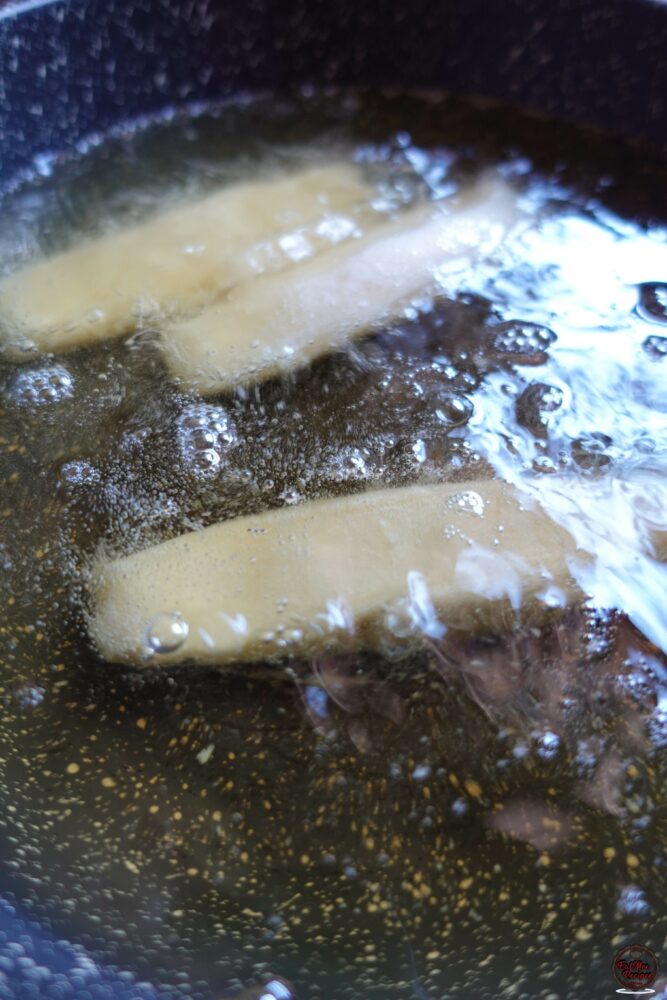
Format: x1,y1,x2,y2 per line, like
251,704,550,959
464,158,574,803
0,91,666,999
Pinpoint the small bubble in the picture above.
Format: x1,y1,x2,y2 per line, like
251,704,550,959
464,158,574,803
617,884,651,917
642,334,667,359
428,357,481,393
571,432,613,471
636,282,667,324
648,702,667,749
516,382,564,436
5,364,74,406
34,151,57,176
279,488,302,506
146,613,189,654
636,436,656,454
532,456,558,474
305,685,329,719
491,320,557,365
535,730,561,761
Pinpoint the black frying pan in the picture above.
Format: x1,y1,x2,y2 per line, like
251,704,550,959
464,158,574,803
0,2,666,999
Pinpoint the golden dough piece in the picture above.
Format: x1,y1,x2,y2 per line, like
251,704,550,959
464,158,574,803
90,477,586,667
160,177,517,393
0,164,372,356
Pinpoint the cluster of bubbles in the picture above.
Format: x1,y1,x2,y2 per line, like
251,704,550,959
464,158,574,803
637,282,667,359
490,320,557,367
0,897,165,1000
175,401,237,478
4,364,74,406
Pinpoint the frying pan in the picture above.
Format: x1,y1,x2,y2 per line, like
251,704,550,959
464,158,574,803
0,1,666,998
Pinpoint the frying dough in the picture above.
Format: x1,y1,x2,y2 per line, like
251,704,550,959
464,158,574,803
160,177,517,392
90,477,587,667
0,164,372,355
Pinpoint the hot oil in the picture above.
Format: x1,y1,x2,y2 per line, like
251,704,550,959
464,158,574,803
0,92,666,999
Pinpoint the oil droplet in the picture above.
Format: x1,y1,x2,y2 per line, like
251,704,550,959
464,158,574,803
146,612,189,654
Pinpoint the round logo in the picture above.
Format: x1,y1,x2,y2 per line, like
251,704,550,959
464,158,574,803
612,944,659,994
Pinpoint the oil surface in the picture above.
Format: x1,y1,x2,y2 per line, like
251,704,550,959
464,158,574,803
0,91,666,1000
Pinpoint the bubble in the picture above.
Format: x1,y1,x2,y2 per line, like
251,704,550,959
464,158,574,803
14,685,45,709
532,456,558,474
195,448,221,474
447,490,486,517
570,432,613,470
33,151,57,177
423,354,482,393
642,334,667,359
261,980,294,1000
146,613,189,654
515,382,564,435
534,730,561,761
328,446,374,482
411,367,477,431
491,320,557,366
176,402,237,478
411,438,427,464
636,282,667,324
305,685,329,719
58,459,101,487
648,701,667,749
5,364,74,406
279,488,302,506
616,885,651,918
431,389,474,428
584,609,616,660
